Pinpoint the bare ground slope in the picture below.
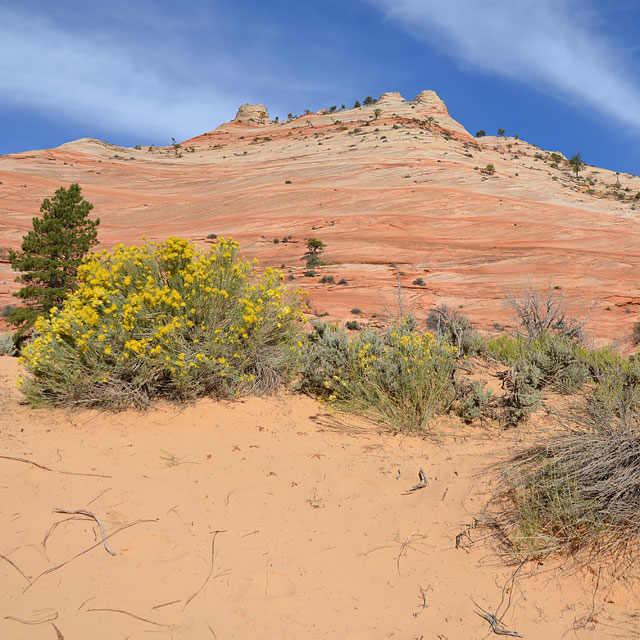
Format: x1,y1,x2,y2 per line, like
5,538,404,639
1,355,639,639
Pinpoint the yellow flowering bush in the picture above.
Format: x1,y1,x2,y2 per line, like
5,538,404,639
19,237,305,408
299,317,458,431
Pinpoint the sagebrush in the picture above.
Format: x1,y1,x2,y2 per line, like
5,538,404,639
299,318,457,431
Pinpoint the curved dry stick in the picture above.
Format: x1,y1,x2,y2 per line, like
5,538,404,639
151,599,181,610
53,508,116,555
5,610,57,625
475,606,522,637
0,455,111,478
87,608,172,628
0,553,32,585
25,519,156,592
403,468,427,495
183,530,226,609
42,516,81,561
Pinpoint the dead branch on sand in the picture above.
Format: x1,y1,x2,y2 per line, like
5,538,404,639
5,610,58,625
183,530,226,609
472,561,525,637
87,607,172,628
475,605,522,637
455,519,478,552
396,532,427,577
0,455,111,478
412,584,431,618
53,508,115,555
151,599,181,610
26,518,157,592
403,467,427,495
0,552,32,585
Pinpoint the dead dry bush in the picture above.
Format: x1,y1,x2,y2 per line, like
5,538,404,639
506,283,593,341
482,407,640,563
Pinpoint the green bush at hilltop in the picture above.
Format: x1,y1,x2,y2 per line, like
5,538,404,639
18,237,305,409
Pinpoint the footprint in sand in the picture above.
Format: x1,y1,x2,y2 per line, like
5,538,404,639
263,569,295,598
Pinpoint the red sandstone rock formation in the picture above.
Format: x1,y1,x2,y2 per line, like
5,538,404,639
1,90,639,344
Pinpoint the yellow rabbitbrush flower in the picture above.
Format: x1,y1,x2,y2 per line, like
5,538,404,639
19,236,305,409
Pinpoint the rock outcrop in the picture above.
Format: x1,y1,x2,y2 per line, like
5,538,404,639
376,91,406,105
235,104,269,123
2,90,639,344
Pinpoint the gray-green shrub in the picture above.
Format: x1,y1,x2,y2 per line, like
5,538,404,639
299,318,457,431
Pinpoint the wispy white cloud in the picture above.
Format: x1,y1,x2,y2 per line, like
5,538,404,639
367,0,640,131
0,4,340,144
0,7,241,142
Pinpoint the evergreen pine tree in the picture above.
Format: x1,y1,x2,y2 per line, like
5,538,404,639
8,183,99,339
569,153,585,178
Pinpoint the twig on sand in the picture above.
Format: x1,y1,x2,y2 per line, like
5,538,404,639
5,610,58,625
53,508,116,556
183,530,227,609
87,487,112,506
413,585,431,617
26,519,156,592
0,552,32,585
151,599,181,610
474,605,522,637
396,532,429,576
87,608,172,628
42,517,78,561
473,562,526,637
455,520,477,552
403,468,427,495
0,455,111,478
52,622,65,639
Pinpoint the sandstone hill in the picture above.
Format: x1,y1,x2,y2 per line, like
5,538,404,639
1,90,639,343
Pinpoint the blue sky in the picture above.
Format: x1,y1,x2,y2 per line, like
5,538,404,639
1,0,639,173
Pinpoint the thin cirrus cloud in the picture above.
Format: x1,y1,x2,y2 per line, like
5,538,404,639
0,5,352,144
367,0,640,131
0,8,240,141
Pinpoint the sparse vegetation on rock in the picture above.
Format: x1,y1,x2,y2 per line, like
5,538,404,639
569,152,585,178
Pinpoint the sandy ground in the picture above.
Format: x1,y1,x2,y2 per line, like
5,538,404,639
2,90,640,344
1,355,639,639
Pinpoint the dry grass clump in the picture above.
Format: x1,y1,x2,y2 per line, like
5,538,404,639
18,237,304,409
484,419,640,562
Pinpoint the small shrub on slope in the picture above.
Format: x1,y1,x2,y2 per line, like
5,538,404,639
587,358,640,429
18,237,304,408
454,380,493,424
299,318,457,431
426,305,485,357
0,332,15,356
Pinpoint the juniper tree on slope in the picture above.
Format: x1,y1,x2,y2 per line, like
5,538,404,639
8,183,99,340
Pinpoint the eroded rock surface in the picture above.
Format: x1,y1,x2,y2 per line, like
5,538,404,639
1,90,639,344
